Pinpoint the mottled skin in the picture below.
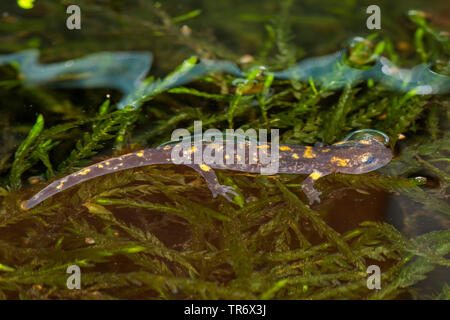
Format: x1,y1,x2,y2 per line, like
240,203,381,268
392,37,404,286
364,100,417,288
22,138,392,209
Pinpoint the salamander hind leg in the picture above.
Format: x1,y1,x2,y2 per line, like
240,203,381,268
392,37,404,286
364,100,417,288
213,185,238,201
300,170,330,205
186,164,238,202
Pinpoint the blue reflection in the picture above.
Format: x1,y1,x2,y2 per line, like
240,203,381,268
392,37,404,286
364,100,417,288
1,46,449,111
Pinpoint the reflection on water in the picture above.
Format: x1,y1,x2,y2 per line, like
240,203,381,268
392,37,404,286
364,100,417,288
0,49,152,106
1,46,449,110
342,129,390,145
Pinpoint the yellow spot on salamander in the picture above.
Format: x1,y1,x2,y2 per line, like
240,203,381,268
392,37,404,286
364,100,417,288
235,155,242,161
310,169,323,180
98,164,104,168
136,152,144,157
79,168,91,176
360,140,371,145
56,181,65,190
163,145,172,150
210,143,223,150
359,153,371,162
303,146,315,158
224,154,230,159
200,164,211,172
280,146,292,151
20,201,30,211
331,156,349,166
292,153,299,159
105,161,110,165
190,146,197,153
257,145,270,149
322,148,331,152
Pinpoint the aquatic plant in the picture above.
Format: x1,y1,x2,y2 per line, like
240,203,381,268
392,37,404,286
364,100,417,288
0,0,448,299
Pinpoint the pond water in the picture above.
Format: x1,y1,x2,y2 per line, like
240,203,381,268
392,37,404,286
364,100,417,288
0,0,448,300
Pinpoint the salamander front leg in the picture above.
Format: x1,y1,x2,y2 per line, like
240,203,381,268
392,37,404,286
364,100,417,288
186,164,238,201
301,170,330,205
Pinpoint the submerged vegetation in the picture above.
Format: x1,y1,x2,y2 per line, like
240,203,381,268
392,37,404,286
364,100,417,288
0,0,449,299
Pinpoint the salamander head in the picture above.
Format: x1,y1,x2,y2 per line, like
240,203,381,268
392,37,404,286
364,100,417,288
328,138,392,174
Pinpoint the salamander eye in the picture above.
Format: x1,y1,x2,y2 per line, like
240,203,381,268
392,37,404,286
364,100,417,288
365,156,375,164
